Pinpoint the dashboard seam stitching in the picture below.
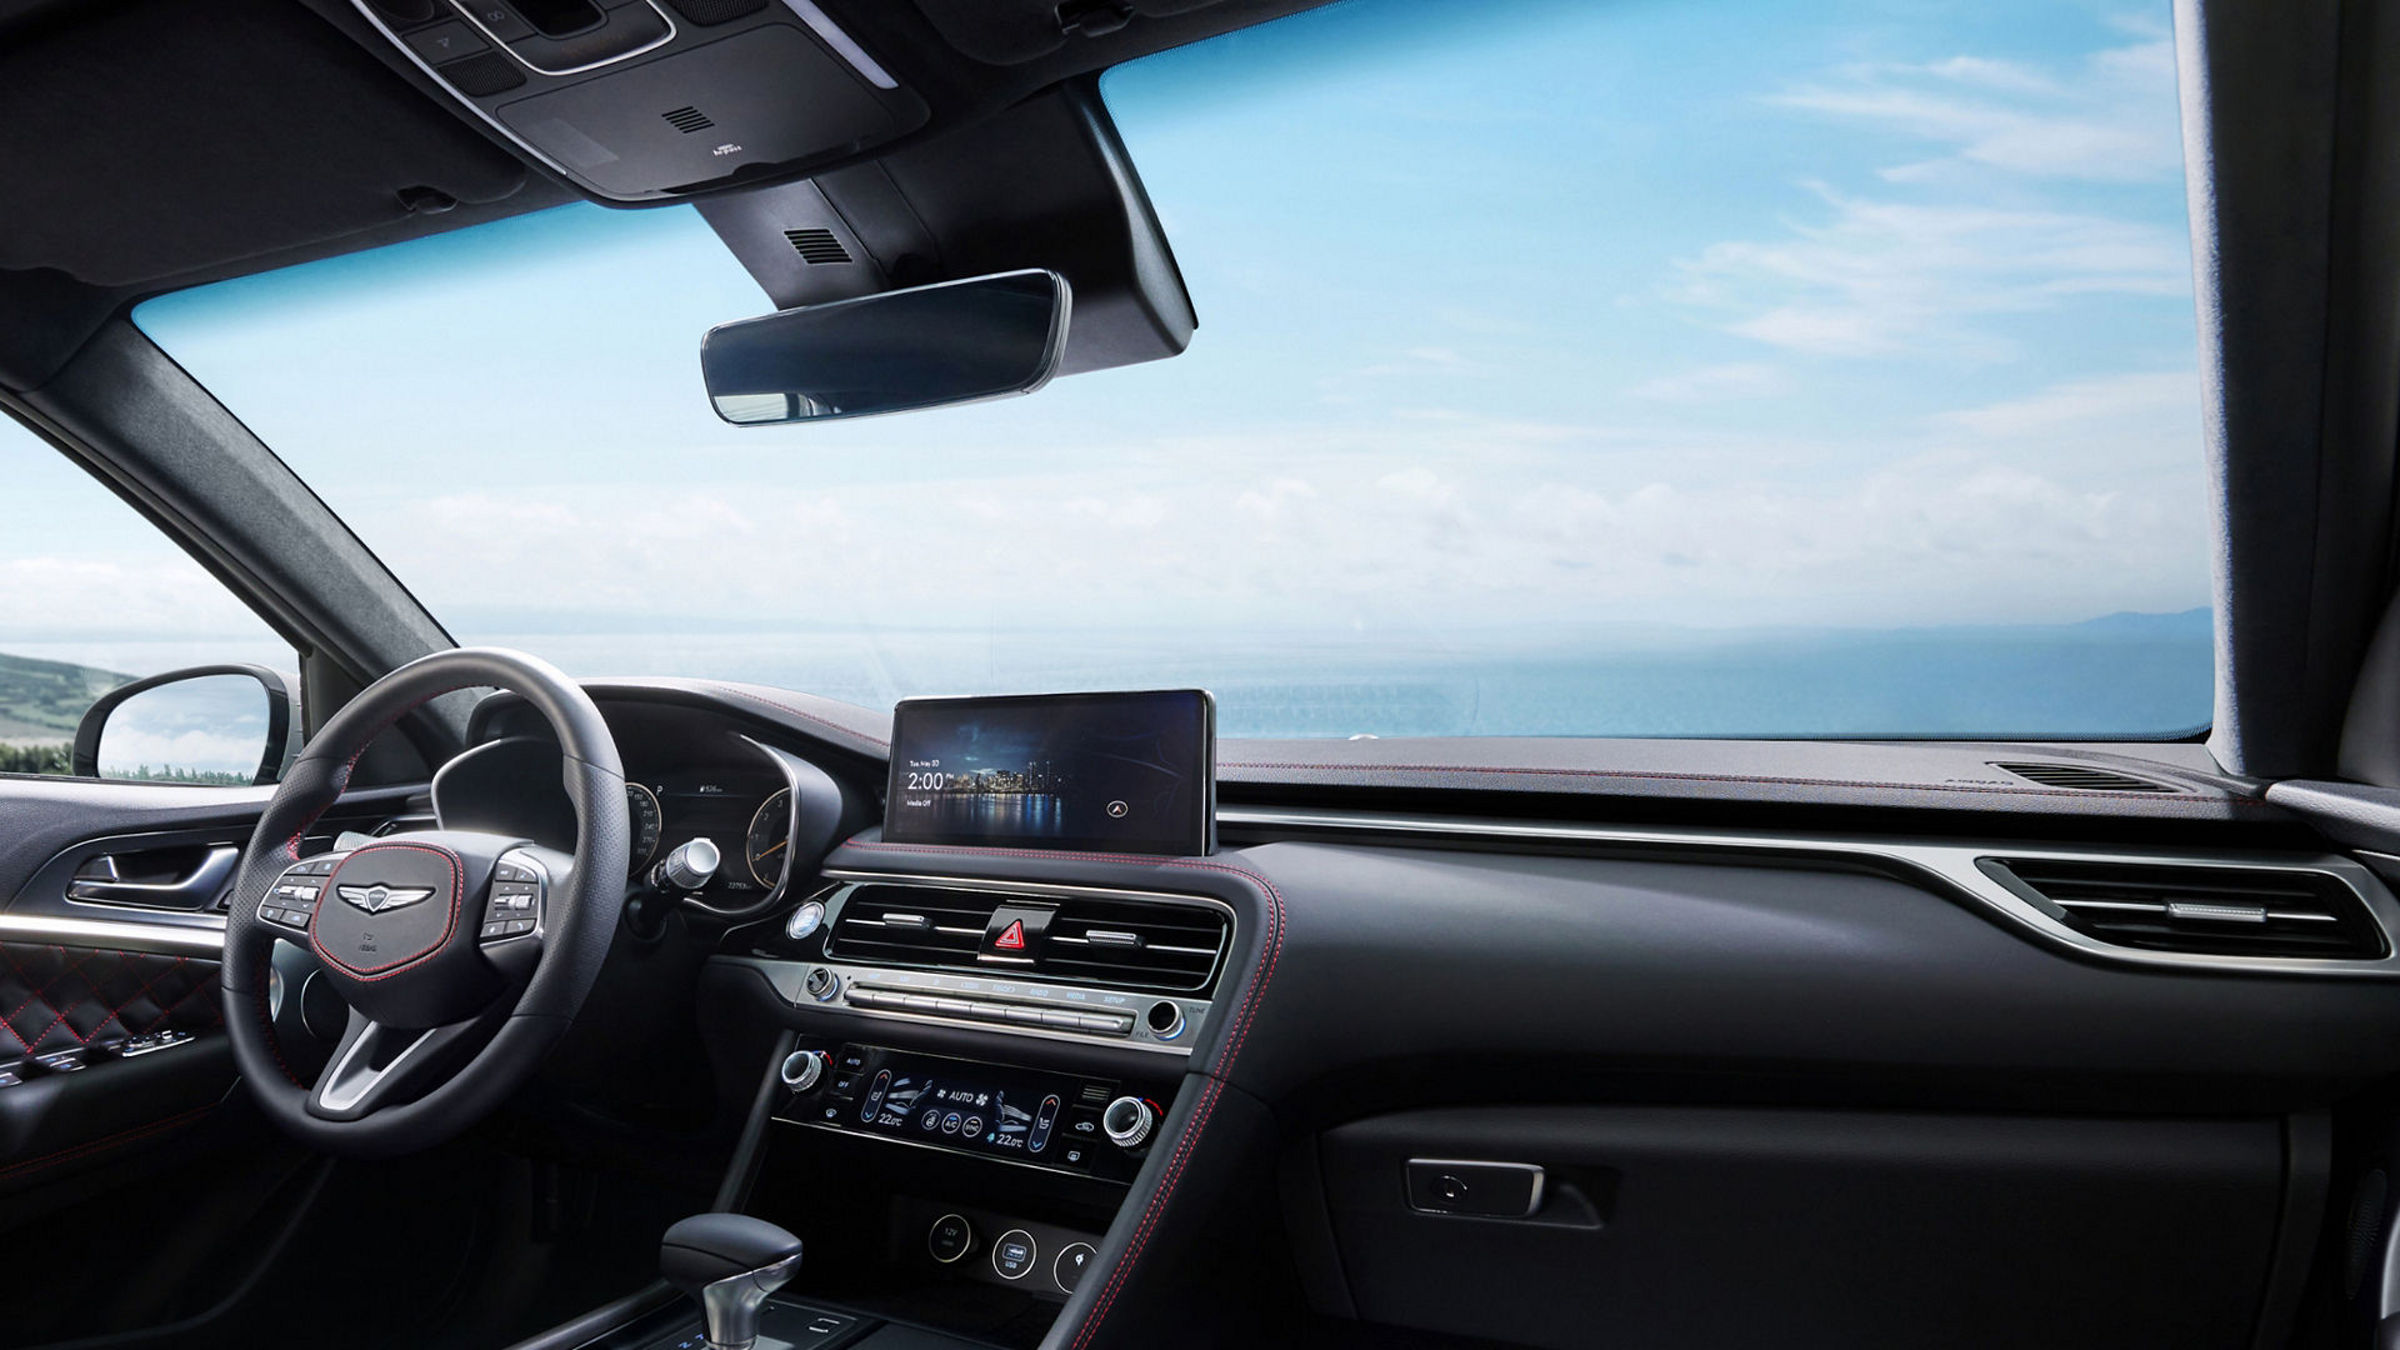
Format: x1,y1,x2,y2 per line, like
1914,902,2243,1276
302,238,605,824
1218,761,2260,804
838,844,1287,1350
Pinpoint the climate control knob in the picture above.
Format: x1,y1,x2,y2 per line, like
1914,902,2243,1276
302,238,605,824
779,1050,827,1091
1101,1095,1155,1149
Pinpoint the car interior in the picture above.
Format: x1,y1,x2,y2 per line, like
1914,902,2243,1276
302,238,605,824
9,0,2400,1348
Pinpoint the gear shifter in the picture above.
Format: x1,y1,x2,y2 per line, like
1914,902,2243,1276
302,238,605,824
661,1213,805,1350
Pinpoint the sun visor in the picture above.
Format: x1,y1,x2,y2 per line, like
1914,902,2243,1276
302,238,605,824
696,81,1196,378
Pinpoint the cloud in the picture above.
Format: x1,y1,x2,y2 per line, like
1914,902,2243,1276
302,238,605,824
307,381,2206,641
1771,35,2184,183
0,555,270,637
1677,191,2188,358
1669,23,2193,361
1933,370,2198,442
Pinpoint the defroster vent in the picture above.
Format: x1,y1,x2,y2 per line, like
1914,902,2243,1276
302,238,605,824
1984,858,2388,959
1992,762,2180,793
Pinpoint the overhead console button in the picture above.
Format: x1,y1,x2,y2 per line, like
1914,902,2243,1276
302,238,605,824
455,0,535,40
403,19,489,63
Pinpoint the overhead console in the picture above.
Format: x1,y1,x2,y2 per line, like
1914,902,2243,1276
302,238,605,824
350,0,928,200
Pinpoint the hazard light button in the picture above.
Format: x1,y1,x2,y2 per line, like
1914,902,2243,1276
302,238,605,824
982,904,1056,958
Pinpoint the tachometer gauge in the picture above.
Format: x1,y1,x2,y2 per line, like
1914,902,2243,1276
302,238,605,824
746,787,793,888
626,782,663,877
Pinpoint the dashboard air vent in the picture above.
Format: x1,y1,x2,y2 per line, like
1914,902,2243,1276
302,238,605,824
1991,762,2179,793
828,885,999,967
1985,858,2388,959
1044,897,1229,992
828,885,1232,992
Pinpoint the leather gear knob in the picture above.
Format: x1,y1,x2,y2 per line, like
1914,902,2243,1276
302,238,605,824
661,1213,804,1350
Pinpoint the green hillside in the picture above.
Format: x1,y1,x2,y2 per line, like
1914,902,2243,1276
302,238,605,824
0,650,131,745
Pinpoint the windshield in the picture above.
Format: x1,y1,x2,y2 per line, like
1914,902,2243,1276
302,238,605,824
132,0,2209,740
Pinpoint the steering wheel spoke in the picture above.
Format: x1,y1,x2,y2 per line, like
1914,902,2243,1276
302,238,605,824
308,1008,488,1121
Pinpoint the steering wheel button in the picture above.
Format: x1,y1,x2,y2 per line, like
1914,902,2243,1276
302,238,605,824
480,922,506,939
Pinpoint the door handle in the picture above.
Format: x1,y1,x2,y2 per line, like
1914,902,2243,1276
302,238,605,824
68,845,240,910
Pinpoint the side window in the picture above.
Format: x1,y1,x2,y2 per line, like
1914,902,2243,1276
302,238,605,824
0,413,299,784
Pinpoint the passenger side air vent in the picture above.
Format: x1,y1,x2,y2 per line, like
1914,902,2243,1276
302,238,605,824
1991,761,2180,793
828,885,999,967
1044,897,1229,992
1984,858,2389,959
827,884,1232,992
783,228,853,264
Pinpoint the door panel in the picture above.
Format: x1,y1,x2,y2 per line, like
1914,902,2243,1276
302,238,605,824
0,774,426,1348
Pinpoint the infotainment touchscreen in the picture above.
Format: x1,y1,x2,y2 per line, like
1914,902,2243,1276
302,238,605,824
884,690,1214,856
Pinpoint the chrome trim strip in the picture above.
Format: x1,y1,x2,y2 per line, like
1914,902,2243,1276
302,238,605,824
1217,805,2400,979
679,736,807,918
779,0,897,88
447,0,677,77
0,912,225,954
731,955,1204,1058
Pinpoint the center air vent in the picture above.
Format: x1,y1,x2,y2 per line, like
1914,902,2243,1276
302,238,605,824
1992,762,2180,793
1984,858,2388,959
783,228,853,264
1046,896,1229,991
829,885,998,966
829,884,1230,993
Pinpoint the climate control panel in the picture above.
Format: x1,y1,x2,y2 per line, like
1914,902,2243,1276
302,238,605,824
773,1043,1163,1184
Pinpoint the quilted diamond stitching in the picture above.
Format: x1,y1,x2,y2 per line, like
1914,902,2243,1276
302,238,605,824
0,944,222,1057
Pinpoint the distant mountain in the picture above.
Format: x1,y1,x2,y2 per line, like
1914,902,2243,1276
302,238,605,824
0,650,130,744
2069,607,2213,637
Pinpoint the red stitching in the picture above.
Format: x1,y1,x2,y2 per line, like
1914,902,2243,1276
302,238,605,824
838,841,1289,1350
140,962,221,1033
279,680,483,860
1070,858,1285,1350
308,843,465,981
14,947,101,1052
1216,760,2260,806
0,1106,213,1184
254,982,301,1086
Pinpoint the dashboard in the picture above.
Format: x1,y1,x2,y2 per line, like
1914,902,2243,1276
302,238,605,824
400,679,2400,1350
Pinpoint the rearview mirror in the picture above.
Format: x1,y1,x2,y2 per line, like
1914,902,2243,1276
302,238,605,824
701,270,1071,426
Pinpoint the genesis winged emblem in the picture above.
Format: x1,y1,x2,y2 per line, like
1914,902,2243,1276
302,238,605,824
336,883,436,915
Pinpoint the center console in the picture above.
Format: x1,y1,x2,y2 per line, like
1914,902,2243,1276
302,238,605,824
568,690,1257,1350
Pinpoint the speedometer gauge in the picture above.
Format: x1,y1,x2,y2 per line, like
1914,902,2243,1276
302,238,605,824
626,782,662,877
746,787,793,888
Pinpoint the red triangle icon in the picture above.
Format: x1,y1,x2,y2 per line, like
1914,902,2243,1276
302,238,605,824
994,919,1027,951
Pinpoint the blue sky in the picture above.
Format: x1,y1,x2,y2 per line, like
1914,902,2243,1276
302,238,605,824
0,0,2212,734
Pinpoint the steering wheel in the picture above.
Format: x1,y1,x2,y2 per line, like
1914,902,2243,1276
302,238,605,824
222,648,630,1158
